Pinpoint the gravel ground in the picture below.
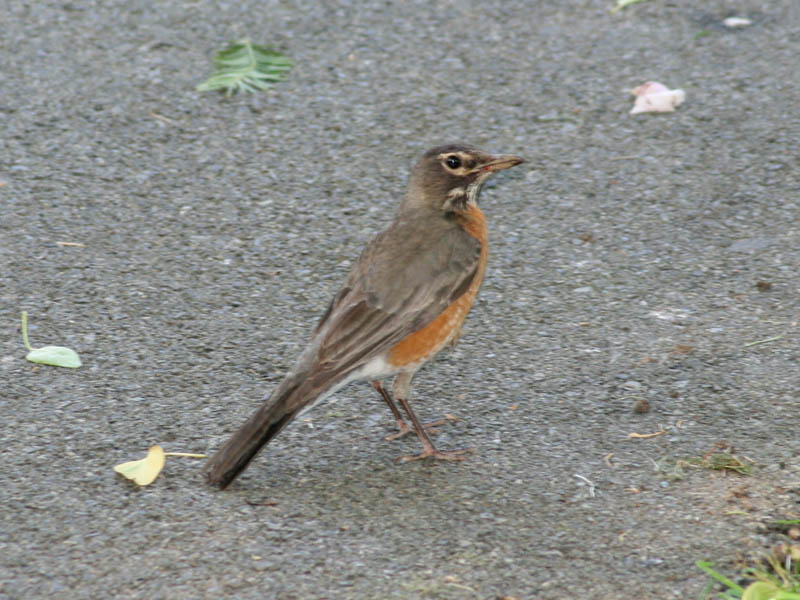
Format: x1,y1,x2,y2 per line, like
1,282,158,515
2,1,799,598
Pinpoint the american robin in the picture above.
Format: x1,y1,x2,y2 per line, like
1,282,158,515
204,144,524,488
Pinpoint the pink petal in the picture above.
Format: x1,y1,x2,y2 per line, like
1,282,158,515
629,81,686,114
631,81,669,97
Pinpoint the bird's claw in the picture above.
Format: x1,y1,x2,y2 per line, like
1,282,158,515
396,447,474,463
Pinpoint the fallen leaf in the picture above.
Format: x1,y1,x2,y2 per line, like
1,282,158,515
630,81,685,114
196,39,292,96
26,345,82,368
114,445,166,485
21,312,82,368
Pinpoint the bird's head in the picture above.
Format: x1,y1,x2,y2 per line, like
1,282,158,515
402,144,524,214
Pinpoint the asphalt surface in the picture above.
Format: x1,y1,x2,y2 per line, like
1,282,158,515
2,1,799,598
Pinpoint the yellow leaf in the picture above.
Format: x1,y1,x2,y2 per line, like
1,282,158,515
741,581,779,600
114,445,166,486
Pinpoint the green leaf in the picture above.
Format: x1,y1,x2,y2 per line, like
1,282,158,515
26,346,82,368
197,39,292,96
20,311,82,368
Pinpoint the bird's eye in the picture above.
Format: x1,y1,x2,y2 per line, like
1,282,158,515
445,155,461,169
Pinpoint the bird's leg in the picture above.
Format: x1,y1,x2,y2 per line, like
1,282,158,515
372,379,449,441
371,380,414,440
391,373,473,462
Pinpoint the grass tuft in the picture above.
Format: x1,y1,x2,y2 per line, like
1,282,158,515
698,544,800,599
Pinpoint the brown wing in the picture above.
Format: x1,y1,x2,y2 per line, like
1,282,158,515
311,212,482,378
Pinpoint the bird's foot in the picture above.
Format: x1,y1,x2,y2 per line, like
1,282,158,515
384,418,449,441
396,447,474,463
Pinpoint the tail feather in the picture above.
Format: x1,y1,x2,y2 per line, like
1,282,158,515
204,377,311,489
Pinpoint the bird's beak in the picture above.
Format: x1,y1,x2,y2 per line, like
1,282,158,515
478,154,525,173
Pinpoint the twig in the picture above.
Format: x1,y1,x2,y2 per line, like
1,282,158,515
628,430,666,439
163,452,207,458
743,334,784,347
245,499,278,507
444,582,477,592
574,474,596,497
151,111,173,124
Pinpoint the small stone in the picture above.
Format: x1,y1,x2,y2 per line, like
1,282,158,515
756,280,772,292
723,16,752,28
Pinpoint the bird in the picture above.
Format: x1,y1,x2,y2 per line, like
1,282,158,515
204,144,524,489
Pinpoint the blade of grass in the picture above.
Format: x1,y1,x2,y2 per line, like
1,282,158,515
697,561,745,594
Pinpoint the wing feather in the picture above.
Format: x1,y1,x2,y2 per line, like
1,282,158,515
313,213,481,375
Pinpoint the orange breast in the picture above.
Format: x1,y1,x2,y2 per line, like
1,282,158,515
388,205,488,368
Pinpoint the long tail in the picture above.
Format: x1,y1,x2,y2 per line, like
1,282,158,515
204,374,318,489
